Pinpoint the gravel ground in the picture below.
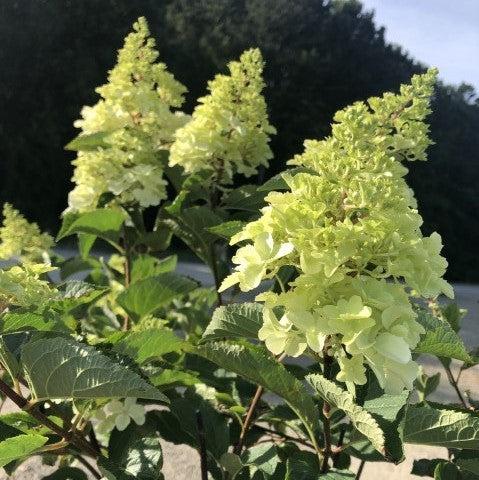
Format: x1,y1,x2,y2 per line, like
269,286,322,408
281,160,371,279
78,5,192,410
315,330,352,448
1,281,478,479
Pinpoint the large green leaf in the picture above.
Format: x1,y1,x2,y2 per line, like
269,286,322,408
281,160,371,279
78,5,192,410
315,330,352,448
57,209,127,244
117,273,197,320
201,303,263,343
111,328,185,364
403,404,479,449
196,342,320,440
0,434,47,467
21,336,168,402
306,374,385,456
414,310,473,363
108,413,163,480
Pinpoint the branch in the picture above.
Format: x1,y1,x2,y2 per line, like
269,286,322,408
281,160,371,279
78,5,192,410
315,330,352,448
320,344,333,473
356,459,366,479
233,385,264,455
0,378,99,458
233,353,287,455
196,410,208,480
74,454,102,479
254,425,316,450
444,363,472,410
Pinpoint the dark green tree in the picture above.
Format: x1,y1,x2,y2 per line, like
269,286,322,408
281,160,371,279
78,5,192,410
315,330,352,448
0,0,478,280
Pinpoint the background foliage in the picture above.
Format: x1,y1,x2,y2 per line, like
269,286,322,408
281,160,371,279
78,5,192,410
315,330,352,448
1,0,478,280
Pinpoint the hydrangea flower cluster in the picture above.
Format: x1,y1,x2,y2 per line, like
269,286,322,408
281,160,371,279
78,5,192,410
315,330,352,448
0,204,53,263
93,397,146,435
220,69,452,395
169,48,276,183
67,17,189,212
0,263,58,311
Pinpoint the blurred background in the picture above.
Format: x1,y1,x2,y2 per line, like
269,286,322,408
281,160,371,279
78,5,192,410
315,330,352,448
0,0,478,281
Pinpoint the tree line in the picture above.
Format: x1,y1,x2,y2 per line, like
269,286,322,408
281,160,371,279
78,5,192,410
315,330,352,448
0,0,478,280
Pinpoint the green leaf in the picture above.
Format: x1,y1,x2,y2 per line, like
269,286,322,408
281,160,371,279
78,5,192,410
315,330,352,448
98,457,136,480
434,461,461,479
201,303,263,343
306,374,385,456
160,206,224,265
139,229,173,253
208,221,246,240
112,328,185,364
403,404,479,449
411,458,445,477
78,233,97,259
52,281,107,313
130,255,177,283
242,443,280,475
170,394,229,460
154,392,229,461
65,131,111,151
0,434,47,467
454,450,479,477
362,390,409,422
41,467,89,480
59,257,101,281
414,310,473,363
0,333,30,379
21,336,168,402
220,452,243,479
109,412,163,480
416,371,441,402
285,451,354,479
117,273,197,321
0,312,60,334
149,369,200,389
360,385,408,463
196,342,320,440
441,303,466,333
57,209,127,244
223,185,266,212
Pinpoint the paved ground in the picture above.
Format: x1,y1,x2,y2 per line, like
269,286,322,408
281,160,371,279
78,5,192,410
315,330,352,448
1,280,478,479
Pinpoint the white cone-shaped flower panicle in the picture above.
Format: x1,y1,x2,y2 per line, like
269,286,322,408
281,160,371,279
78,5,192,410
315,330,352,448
169,48,276,183
67,17,188,212
0,204,53,264
220,69,453,395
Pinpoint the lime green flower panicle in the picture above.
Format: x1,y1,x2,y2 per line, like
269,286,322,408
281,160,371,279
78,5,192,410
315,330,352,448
0,263,58,311
221,68,452,395
169,48,276,182
67,17,188,213
0,203,54,263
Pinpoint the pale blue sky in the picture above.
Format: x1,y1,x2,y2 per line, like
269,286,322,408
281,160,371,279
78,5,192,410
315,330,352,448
360,0,479,90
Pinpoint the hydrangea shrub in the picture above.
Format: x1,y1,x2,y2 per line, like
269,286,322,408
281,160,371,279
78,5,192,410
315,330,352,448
0,17,476,480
